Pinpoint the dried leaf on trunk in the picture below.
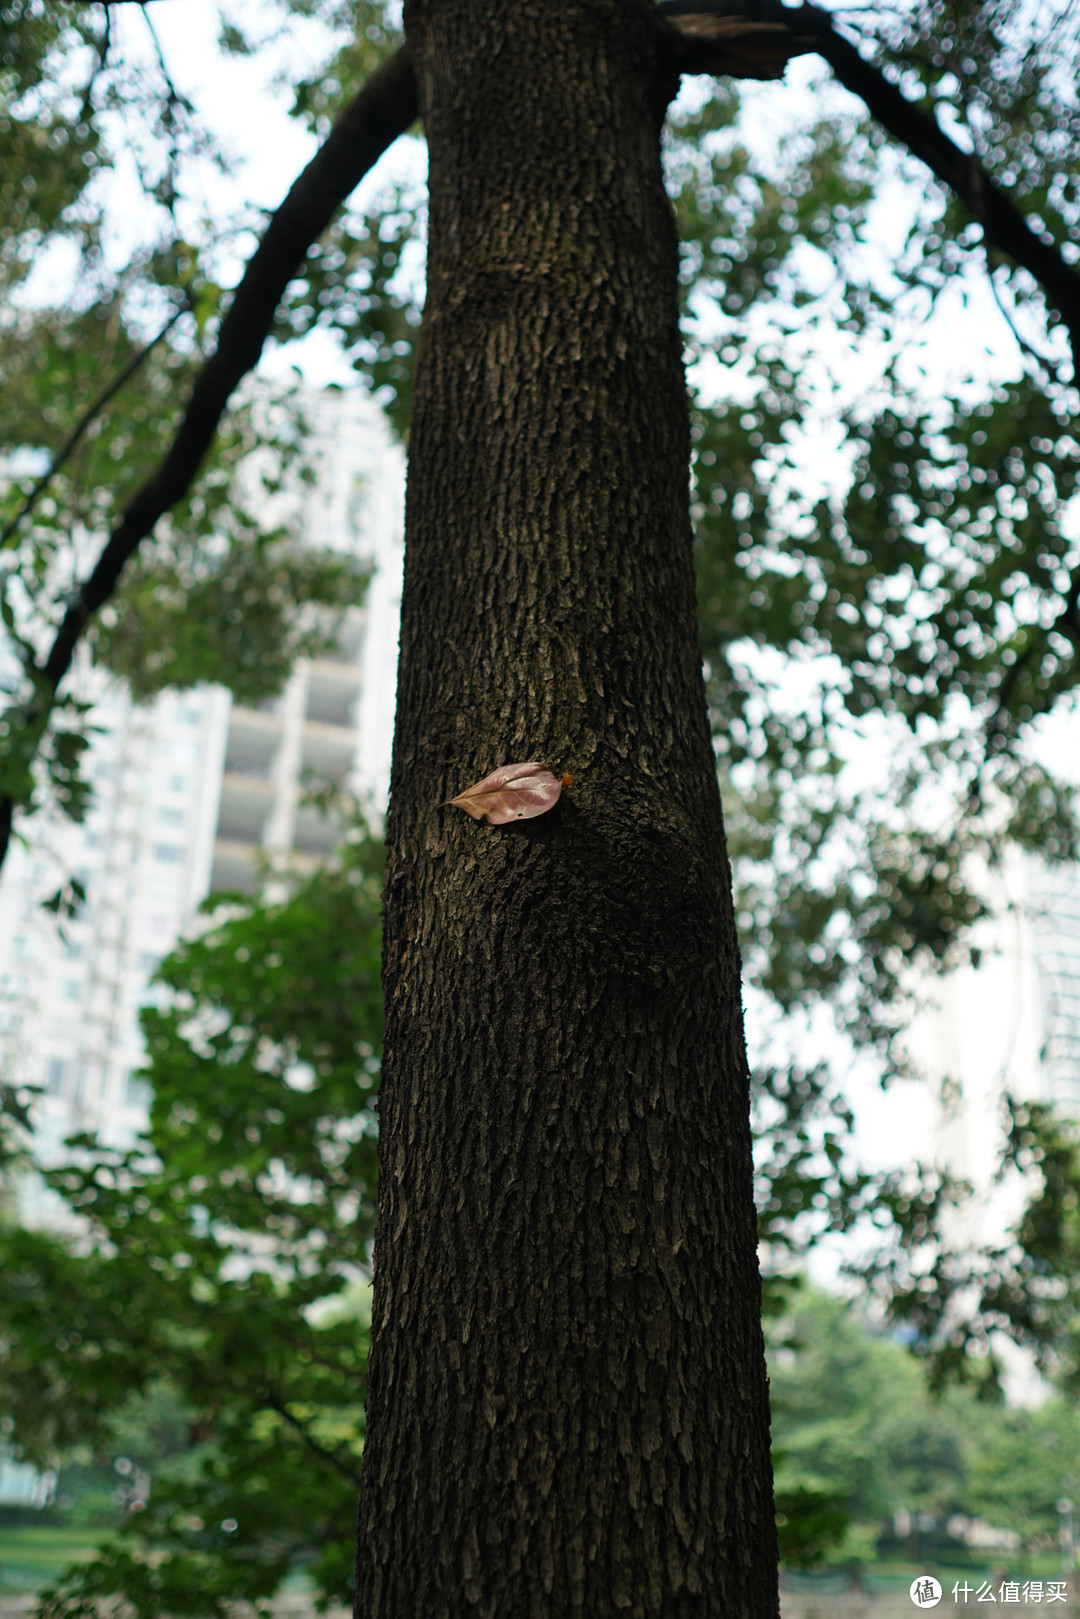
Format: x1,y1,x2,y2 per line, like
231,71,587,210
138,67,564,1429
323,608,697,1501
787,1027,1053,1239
447,762,565,825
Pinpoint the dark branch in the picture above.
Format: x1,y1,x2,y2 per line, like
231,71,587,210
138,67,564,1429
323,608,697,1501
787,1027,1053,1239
660,1,818,79
659,0,1080,373
0,45,418,874
810,13,1080,373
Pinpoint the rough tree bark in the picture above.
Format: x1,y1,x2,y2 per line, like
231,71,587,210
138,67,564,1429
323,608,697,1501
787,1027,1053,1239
354,0,777,1613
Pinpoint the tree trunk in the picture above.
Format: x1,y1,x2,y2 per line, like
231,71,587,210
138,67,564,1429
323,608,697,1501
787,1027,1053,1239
355,1,778,1613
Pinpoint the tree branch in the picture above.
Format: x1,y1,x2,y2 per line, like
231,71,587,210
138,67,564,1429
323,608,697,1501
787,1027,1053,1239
660,0,818,79
659,0,1080,373
262,1391,364,1490
0,45,418,874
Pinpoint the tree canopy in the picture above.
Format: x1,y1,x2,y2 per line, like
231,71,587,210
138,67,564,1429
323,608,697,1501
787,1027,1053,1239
2,0,1078,1077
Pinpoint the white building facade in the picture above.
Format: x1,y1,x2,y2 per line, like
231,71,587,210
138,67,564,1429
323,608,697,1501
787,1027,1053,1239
903,849,1080,1191
1031,860,1080,1112
0,390,403,1184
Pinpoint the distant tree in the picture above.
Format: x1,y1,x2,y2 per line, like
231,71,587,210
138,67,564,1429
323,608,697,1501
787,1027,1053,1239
768,1289,969,1541
963,1398,1080,1554
771,1288,1080,1566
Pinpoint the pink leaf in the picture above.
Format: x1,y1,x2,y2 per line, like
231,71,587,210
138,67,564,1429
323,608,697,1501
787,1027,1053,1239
447,761,566,825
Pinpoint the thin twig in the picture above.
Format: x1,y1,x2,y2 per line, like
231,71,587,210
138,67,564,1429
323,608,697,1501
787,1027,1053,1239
262,1391,364,1490
78,7,111,124
977,561,1080,785
985,260,1069,388
0,307,186,553
141,2,188,108
140,0,193,218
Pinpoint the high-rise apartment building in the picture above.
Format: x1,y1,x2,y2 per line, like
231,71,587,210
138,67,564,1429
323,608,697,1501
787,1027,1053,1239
0,391,404,1196
874,837,1080,1257
1031,861,1080,1111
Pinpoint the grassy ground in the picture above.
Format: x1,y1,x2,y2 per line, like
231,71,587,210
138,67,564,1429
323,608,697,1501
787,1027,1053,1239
0,1528,105,1590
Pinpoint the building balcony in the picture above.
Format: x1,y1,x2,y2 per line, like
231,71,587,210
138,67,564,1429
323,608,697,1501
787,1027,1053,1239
292,804,343,858
224,708,282,776
306,661,363,728
301,719,358,784
216,775,276,845
210,838,258,895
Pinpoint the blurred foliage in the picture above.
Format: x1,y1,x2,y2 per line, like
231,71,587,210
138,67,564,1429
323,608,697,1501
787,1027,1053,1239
771,1289,966,1533
963,1397,1080,1550
95,530,366,706
769,1286,1080,1564
272,193,423,441
666,63,1080,1067
863,0,1080,342
857,1098,1080,1397
0,832,383,1616
88,397,370,704
657,17,1080,1362
752,1062,892,1308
